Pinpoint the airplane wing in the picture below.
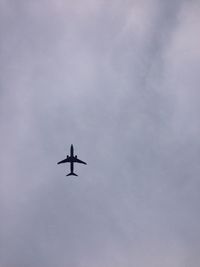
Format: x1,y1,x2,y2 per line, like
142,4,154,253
57,158,71,164
74,158,87,164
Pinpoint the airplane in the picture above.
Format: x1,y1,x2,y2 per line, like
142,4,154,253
57,144,87,176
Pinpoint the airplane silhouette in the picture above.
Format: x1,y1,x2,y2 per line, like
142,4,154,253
57,144,87,176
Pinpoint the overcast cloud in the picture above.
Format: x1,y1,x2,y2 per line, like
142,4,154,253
1,0,200,266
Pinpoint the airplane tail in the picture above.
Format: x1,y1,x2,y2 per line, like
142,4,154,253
66,172,78,177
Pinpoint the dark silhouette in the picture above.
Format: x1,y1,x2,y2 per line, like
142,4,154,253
57,144,87,176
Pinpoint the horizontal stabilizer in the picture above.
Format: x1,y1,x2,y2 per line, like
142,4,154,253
66,172,78,177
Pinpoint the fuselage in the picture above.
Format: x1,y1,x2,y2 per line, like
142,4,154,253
69,145,74,172
70,144,74,157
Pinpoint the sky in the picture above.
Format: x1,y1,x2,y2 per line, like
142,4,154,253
1,0,200,266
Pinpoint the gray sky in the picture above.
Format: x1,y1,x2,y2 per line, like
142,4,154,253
1,0,200,266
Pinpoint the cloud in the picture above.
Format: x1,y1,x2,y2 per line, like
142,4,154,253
1,0,200,266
